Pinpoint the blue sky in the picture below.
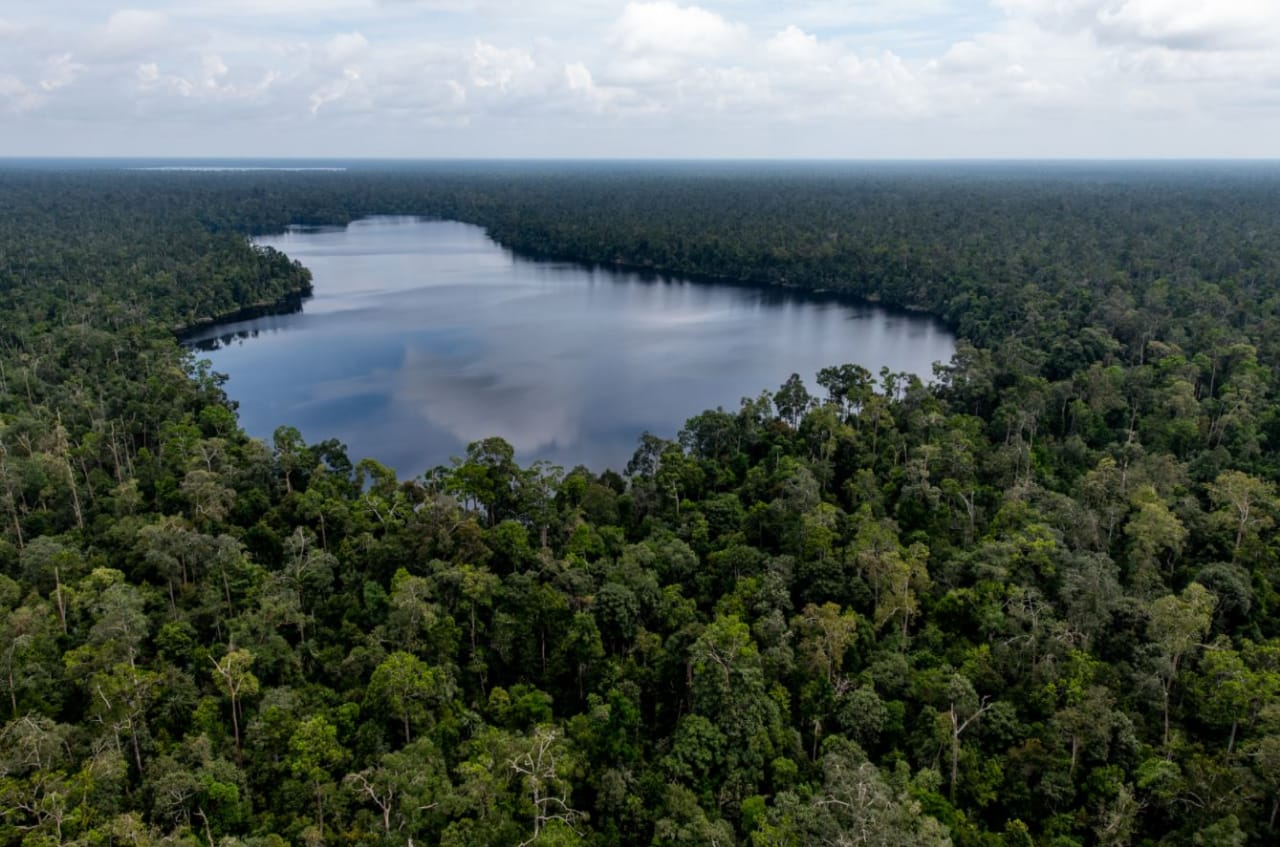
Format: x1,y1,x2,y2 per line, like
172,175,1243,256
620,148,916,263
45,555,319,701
2,1,1278,157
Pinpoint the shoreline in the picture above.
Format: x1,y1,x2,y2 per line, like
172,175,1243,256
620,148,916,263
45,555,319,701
173,286,312,340
237,214,957,336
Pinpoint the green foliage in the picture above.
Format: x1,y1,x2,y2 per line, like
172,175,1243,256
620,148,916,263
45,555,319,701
4,162,1280,845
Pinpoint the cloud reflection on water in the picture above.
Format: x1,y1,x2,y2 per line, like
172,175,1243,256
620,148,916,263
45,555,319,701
187,218,955,476
394,345,581,455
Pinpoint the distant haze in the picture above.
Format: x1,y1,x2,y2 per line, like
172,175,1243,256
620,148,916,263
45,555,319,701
2,1,1279,159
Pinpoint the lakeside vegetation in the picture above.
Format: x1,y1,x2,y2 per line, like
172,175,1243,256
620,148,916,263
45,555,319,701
2,162,1280,847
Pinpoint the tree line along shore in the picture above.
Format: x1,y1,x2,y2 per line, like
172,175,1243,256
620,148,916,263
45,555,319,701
2,163,1280,846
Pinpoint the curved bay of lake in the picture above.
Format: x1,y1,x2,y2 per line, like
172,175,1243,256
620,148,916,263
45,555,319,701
183,217,955,476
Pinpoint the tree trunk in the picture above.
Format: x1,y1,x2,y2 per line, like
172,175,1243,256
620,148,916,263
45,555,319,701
54,567,67,634
221,568,233,615
951,734,960,801
198,807,215,847
130,722,145,775
949,707,960,801
1162,685,1171,749
230,694,242,766
8,504,22,549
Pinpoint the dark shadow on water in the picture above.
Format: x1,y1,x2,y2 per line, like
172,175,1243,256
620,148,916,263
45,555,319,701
179,295,311,349
494,241,952,332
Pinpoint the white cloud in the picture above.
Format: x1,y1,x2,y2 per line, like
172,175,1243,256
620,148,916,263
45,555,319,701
766,25,840,67
1097,0,1280,49
358,47,470,117
40,53,85,91
996,0,1280,50
563,60,656,116
564,61,608,110
309,68,362,114
468,41,535,90
0,75,41,113
318,32,369,68
1,0,1279,155
137,54,277,103
180,0,376,17
98,9,170,59
612,2,746,58
942,0,1280,122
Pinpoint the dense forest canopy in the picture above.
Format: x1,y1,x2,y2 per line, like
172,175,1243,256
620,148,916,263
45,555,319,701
2,161,1280,847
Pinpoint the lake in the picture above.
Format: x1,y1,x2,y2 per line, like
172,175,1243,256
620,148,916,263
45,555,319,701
183,217,955,476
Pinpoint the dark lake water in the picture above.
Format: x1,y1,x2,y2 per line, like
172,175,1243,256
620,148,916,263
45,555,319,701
183,217,955,476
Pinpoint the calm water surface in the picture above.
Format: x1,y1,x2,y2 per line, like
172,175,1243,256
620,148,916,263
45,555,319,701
184,218,955,475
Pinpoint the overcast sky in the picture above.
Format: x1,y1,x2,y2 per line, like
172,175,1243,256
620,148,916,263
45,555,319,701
2,1,1278,158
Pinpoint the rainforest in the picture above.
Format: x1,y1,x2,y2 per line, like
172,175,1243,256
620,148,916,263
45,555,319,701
2,160,1280,847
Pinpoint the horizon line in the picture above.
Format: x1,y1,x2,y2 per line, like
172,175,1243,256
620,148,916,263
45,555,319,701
3,155,1280,163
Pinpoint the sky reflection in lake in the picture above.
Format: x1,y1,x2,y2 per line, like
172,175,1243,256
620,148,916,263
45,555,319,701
184,217,955,476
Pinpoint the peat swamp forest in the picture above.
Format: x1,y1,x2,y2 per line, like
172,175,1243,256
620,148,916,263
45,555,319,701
2,162,1280,847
